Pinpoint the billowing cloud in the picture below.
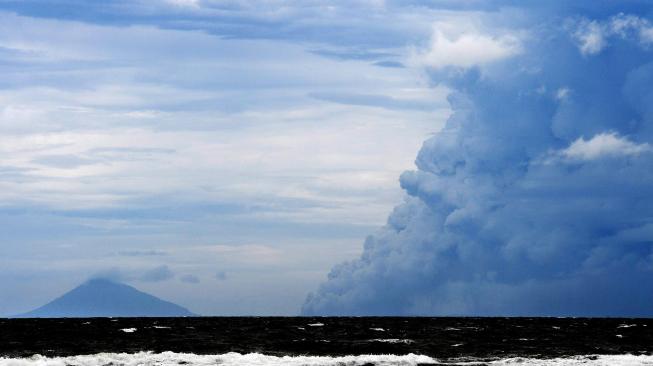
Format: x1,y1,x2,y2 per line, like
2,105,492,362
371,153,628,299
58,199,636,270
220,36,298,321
303,8,653,316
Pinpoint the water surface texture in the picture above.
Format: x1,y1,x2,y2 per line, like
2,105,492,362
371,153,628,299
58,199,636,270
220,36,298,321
1,317,652,365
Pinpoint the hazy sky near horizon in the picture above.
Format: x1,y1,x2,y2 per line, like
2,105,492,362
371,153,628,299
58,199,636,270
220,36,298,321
2,0,653,316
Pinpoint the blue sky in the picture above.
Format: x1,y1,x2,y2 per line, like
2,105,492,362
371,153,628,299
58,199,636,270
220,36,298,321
1,0,653,316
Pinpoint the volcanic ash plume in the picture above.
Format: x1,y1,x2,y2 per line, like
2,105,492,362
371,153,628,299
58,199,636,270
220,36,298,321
302,12,653,316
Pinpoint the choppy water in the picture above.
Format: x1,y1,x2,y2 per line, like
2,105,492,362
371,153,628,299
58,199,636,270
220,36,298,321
1,317,652,365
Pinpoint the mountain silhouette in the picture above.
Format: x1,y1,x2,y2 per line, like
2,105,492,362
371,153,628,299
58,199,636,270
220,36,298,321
17,278,196,317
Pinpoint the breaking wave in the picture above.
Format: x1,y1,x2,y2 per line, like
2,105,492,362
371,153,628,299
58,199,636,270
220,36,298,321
1,352,653,366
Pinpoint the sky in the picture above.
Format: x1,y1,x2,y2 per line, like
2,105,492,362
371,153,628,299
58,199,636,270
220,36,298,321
1,0,652,316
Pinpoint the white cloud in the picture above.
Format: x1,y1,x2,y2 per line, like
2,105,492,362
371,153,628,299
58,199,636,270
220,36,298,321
555,87,571,101
574,20,606,55
165,0,200,8
414,25,521,69
610,13,653,45
641,27,653,44
0,12,447,224
572,14,653,56
557,132,651,161
610,14,643,36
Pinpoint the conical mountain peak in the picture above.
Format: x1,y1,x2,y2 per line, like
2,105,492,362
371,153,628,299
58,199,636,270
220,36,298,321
17,279,196,318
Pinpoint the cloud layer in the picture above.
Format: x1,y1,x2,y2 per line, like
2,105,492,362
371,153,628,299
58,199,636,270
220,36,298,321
303,9,653,316
0,2,444,316
3,0,653,317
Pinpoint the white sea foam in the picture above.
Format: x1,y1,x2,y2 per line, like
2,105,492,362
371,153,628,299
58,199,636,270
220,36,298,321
369,339,415,344
119,328,137,333
1,353,653,366
0,352,435,366
307,323,324,327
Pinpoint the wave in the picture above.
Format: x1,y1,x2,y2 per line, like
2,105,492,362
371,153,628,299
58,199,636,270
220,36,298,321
0,352,435,366
1,352,652,365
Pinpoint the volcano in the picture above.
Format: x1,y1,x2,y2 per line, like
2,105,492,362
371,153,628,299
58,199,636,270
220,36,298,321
16,278,196,318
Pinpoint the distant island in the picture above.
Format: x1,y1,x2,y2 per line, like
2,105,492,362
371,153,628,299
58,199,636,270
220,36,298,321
15,278,196,318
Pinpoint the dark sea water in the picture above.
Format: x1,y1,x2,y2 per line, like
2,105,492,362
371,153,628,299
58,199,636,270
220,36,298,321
1,317,652,365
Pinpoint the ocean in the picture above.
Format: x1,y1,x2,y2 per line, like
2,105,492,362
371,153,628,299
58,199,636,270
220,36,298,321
1,317,652,365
